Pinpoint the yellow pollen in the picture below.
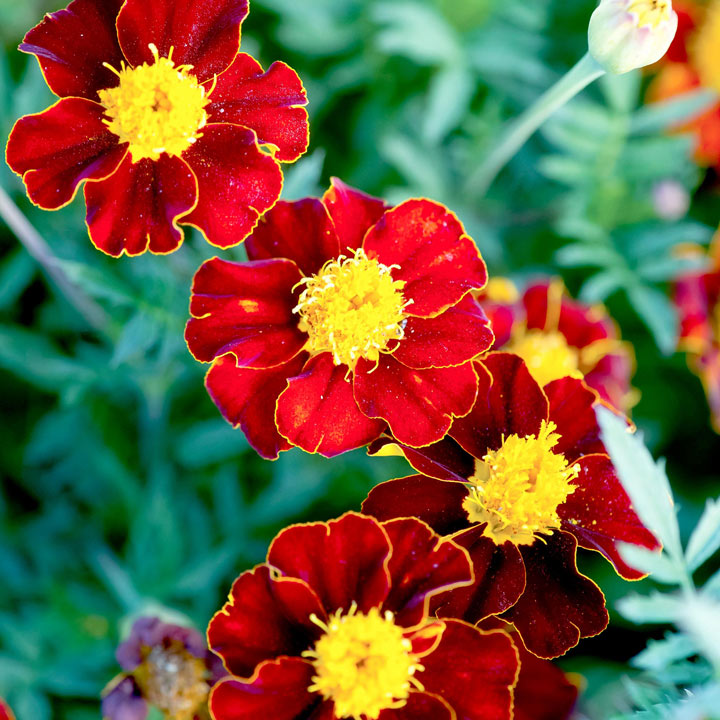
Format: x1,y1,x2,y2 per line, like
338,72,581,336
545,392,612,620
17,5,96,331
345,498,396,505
303,604,424,720
627,0,672,28
99,44,210,162
506,329,582,387
693,0,720,93
463,420,579,546
293,248,410,369
483,277,520,304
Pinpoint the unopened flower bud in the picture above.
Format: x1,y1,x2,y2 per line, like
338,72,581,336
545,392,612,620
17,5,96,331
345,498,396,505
588,0,678,74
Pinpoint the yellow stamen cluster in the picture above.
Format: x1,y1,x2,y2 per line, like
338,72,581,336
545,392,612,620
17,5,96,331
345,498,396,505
506,329,582,387
464,420,579,546
483,277,520,304
99,44,210,162
627,0,672,28
693,0,720,93
293,248,410,369
303,604,423,720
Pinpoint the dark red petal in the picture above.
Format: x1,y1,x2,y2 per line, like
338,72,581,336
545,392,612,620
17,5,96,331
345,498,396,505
381,517,473,627
208,565,323,677
205,354,306,460
483,302,516,349
181,124,283,248
207,53,308,162
363,199,487,318
0,700,14,720
267,513,392,615
210,659,320,720
322,178,388,252
276,353,386,456
186,257,305,366
379,693,455,720
362,475,470,535
245,199,340,276
561,454,659,579
354,355,478,448
84,154,197,257
432,527,525,622
502,532,609,659
451,354,547,459
394,437,476,482
20,0,124,100
393,296,493,370
420,621,518,720
6,98,126,210
116,0,248,83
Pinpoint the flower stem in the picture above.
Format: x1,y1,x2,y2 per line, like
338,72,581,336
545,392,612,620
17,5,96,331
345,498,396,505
0,184,107,331
468,52,606,196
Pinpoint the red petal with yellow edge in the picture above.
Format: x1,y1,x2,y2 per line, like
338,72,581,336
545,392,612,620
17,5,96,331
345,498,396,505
419,621,518,720
381,517,473,628
363,199,487,318
206,354,305,460
362,475,470,535
379,692,455,720
245,199,340,276
6,98,127,210
267,513,392,616
391,436,475,482
322,178,387,252
451,354,547,459
181,124,283,248
20,0,124,101
562,454,659,579
0,699,15,720
210,660,322,720
207,54,308,162
208,565,323,678
276,353,386,456
84,154,197,257
354,355,478,448
584,351,634,411
432,527,525,622
186,257,304,367
393,296,493,370
116,0,248,83
675,270,720,349
502,531,609,659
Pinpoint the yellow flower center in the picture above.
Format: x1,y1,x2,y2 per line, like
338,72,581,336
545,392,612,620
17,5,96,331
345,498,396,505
99,44,210,163
294,248,410,369
463,420,579,546
483,277,520,304
303,605,424,720
693,1,720,93
506,329,582,387
627,0,672,28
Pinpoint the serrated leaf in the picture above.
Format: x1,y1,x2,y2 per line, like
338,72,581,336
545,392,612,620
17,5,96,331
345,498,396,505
630,88,719,135
627,284,679,355
631,632,697,671
423,64,475,143
685,499,720,573
677,596,720,669
617,543,683,584
616,592,681,624
555,243,622,269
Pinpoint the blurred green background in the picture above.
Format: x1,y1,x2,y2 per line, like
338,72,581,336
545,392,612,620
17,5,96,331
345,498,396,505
1,0,719,718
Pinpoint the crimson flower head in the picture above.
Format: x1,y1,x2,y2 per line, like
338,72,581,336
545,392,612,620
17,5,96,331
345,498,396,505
363,352,659,658
185,179,493,458
6,0,308,256
0,699,14,720
208,512,519,720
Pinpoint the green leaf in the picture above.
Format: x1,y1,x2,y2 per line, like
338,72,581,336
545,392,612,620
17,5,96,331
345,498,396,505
685,499,720,573
627,284,679,355
423,64,475,143
631,632,697,671
0,249,36,310
617,543,683,584
555,242,623,269
616,592,681,624
630,88,719,135
677,597,720,670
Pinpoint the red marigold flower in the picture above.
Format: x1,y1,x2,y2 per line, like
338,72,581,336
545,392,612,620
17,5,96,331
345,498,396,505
207,512,519,720
6,0,308,257
0,699,14,720
362,352,659,659
478,277,637,412
102,616,226,720
185,179,493,458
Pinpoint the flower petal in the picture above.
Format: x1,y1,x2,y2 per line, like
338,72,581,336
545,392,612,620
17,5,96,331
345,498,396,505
84,154,197,256
389,437,476,482
379,693,456,720
207,53,308,162
502,531,609,659
276,353,386,456
245,199,340,276
181,123,283,248
354,355,478,448
116,0,248,83
186,257,305,367
451,354,547,459
267,513,392,615
561,454,659,579
6,98,127,210
419,621,518,720
363,199,487,318
393,295,493,369
210,659,321,720
205,354,306,460
101,677,148,720
381,517,473,627
208,565,324,677
321,178,388,253
362,475,470,535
